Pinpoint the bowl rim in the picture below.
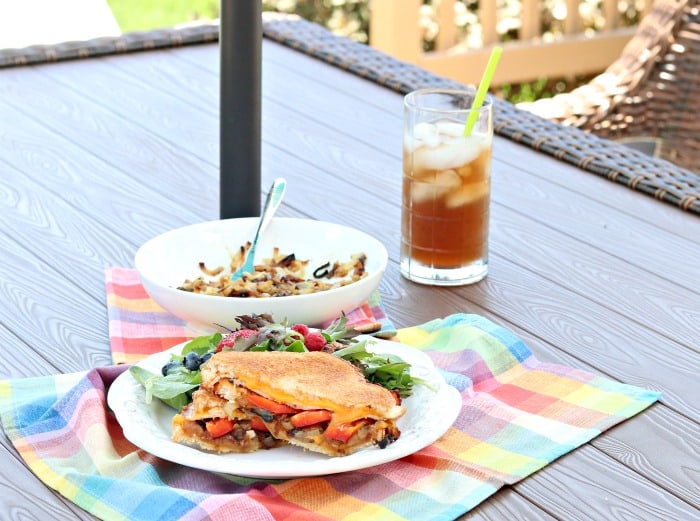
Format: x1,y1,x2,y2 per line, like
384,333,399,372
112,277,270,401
134,217,389,304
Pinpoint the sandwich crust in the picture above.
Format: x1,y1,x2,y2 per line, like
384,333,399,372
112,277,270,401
201,351,405,424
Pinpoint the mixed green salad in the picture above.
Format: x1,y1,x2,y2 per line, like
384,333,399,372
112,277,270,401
130,314,427,411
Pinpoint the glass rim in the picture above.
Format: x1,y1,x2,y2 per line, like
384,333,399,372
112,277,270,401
404,87,493,114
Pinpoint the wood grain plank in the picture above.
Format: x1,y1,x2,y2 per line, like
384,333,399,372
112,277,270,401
490,203,699,352
0,77,392,249
490,149,700,291
0,317,64,379
0,105,220,309
0,230,112,374
495,135,700,245
0,159,136,299
515,444,699,520
459,488,556,520
0,54,396,231
594,406,700,507
0,66,220,226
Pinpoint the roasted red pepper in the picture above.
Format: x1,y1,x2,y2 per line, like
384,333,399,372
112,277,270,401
205,417,234,438
247,392,300,414
290,410,332,428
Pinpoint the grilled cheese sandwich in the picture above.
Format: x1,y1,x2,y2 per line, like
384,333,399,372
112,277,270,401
171,350,405,457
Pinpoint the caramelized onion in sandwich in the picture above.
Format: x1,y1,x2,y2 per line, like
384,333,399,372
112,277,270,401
172,387,286,453
172,351,405,457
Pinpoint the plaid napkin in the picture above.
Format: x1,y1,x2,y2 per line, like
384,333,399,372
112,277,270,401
105,268,396,364
0,268,661,521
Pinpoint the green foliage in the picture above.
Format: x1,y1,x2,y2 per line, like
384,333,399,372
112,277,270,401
107,0,369,36
263,0,369,42
107,0,219,32
497,74,597,103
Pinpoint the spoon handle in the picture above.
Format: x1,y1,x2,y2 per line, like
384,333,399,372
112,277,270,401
252,177,286,245
232,177,287,279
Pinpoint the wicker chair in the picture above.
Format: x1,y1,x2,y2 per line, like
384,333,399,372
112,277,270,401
518,0,700,174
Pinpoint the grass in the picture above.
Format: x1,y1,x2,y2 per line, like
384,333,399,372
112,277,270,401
106,0,219,32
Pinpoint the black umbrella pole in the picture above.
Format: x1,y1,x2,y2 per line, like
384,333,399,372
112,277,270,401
219,0,262,219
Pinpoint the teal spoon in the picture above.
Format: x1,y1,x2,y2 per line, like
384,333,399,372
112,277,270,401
231,177,287,280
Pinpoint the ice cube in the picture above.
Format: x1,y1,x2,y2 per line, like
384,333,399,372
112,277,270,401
410,148,434,180
434,169,461,188
416,139,481,170
413,122,440,148
445,180,489,208
456,162,474,178
410,181,450,204
435,120,466,138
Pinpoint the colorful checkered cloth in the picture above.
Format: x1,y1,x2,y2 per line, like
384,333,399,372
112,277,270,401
0,268,660,521
105,268,395,364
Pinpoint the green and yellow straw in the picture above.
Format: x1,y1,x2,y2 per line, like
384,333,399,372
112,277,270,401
463,46,503,136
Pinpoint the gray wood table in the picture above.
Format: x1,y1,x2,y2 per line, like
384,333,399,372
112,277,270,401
0,23,698,521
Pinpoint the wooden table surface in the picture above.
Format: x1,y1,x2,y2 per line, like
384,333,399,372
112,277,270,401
0,33,698,520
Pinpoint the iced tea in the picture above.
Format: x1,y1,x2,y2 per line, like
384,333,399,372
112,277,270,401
400,89,493,285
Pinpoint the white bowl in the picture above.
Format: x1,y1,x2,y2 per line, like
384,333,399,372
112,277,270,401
134,217,388,331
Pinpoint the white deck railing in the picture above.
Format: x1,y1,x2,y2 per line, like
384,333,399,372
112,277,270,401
369,0,651,85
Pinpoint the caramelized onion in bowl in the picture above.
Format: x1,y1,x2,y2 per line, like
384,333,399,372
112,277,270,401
179,247,368,298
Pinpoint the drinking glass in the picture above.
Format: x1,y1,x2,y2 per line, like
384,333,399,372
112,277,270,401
401,88,493,286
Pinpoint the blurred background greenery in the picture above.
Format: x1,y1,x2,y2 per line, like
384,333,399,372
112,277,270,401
105,0,638,103
107,0,218,32
106,0,368,36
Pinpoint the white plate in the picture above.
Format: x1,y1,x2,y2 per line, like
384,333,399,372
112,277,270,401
108,338,462,478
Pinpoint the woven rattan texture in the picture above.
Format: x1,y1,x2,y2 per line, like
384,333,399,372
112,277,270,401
0,25,219,66
521,0,700,176
1,15,697,214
